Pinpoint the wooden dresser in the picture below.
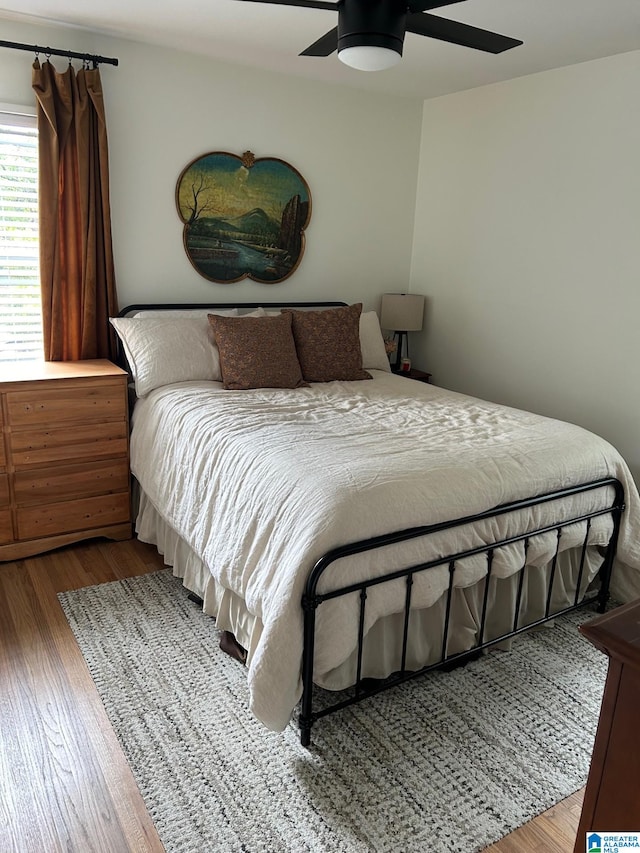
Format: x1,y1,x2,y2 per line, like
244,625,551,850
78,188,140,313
574,598,640,848
0,359,132,561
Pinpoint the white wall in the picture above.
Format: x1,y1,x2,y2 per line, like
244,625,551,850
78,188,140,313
0,17,423,311
411,50,640,482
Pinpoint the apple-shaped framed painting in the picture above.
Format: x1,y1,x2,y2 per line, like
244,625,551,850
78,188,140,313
175,150,311,284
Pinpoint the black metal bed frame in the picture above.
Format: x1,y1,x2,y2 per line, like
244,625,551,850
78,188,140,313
114,304,625,749
299,477,624,747
115,301,347,371
117,301,346,318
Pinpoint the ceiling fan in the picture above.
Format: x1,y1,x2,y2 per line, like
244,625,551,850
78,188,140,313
237,0,523,71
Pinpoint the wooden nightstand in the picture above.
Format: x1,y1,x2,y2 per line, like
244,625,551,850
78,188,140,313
392,368,432,384
573,599,640,844
0,359,132,561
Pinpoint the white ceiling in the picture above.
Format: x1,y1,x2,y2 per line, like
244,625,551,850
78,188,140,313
2,0,639,100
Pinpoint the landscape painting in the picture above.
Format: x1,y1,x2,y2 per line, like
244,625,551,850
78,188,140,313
176,150,311,284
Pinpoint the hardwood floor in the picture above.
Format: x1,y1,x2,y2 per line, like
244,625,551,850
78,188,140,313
0,536,585,853
0,537,165,853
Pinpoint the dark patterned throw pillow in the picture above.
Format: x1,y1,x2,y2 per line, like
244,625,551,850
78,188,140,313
282,303,372,382
207,312,308,390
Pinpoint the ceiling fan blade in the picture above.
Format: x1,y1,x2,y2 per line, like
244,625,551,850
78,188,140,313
406,12,523,53
237,0,336,10
300,26,339,56
407,1,465,12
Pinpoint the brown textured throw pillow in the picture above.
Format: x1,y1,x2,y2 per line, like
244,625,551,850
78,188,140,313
207,312,308,390
282,304,372,382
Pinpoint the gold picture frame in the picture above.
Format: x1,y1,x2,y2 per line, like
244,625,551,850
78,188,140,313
176,150,311,284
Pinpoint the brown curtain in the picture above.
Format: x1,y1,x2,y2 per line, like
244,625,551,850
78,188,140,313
32,59,118,361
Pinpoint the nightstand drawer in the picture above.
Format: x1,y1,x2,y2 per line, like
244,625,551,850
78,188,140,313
6,381,125,428
392,368,432,383
14,459,130,506
17,492,131,540
10,422,128,467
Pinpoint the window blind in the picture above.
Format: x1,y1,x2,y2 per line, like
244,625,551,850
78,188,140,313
0,111,43,362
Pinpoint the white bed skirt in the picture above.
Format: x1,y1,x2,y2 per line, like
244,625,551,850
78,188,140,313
135,488,603,692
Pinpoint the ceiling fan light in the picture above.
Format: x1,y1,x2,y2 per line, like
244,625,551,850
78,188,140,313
338,45,401,71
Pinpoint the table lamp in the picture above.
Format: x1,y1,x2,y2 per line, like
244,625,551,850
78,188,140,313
380,293,424,371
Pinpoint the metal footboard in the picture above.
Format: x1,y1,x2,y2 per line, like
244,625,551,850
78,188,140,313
299,477,625,747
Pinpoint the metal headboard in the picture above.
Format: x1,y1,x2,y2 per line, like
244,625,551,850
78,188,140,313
114,301,348,371
117,301,347,317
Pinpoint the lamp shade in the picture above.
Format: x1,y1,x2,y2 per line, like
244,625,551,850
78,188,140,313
380,293,424,332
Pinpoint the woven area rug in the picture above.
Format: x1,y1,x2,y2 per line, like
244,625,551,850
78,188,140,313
59,569,607,853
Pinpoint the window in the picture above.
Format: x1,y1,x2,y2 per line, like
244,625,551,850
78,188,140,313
0,105,43,362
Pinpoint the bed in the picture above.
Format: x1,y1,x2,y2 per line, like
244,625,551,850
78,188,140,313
111,301,640,746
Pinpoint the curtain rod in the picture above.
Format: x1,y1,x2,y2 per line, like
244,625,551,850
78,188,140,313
0,39,118,67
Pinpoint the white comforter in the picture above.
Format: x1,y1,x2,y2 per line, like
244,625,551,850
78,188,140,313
130,371,640,731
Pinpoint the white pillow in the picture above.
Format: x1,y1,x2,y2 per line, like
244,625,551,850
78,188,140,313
359,311,391,372
130,308,238,319
110,316,219,396
111,309,267,396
